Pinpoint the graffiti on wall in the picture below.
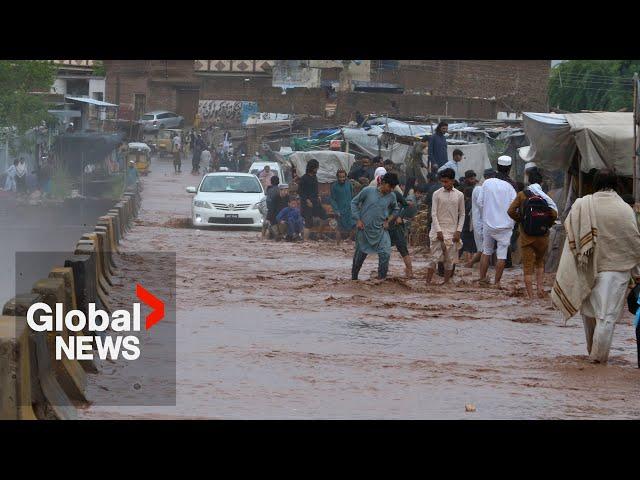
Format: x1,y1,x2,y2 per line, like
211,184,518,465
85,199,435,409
198,100,258,126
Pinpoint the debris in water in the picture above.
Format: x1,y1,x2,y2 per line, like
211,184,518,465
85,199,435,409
465,403,476,412
133,383,141,390
162,217,191,229
512,317,543,324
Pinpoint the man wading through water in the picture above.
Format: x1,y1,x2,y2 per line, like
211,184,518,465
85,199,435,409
552,169,640,364
425,168,465,285
477,156,517,286
330,168,355,245
350,172,400,280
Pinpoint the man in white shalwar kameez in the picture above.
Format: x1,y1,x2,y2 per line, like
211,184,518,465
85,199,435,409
552,169,640,364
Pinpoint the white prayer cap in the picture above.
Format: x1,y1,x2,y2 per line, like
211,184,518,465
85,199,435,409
497,155,512,166
524,161,537,171
374,167,387,179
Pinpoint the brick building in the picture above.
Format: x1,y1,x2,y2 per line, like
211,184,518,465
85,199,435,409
104,60,200,121
104,60,550,125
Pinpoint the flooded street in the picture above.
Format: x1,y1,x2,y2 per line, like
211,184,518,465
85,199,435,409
80,157,640,419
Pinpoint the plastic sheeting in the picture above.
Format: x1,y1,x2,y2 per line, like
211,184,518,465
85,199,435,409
565,112,635,176
342,126,412,164
367,117,469,137
522,111,635,176
520,113,574,173
292,131,342,151
447,143,492,180
287,151,356,183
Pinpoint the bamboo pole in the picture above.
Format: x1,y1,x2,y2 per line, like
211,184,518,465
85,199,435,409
634,73,638,203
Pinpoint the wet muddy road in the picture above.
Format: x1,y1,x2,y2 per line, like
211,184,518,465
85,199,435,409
81,158,640,419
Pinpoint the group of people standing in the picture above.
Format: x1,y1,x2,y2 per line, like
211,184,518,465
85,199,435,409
171,129,240,175
2,157,53,198
2,158,29,194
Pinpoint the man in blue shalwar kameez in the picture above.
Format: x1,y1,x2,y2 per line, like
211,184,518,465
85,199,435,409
350,172,401,280
330,168,355,244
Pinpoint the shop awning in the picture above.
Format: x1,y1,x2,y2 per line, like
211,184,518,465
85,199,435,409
65,95,118,107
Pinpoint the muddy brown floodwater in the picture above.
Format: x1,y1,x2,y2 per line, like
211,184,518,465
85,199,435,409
79,158,640,419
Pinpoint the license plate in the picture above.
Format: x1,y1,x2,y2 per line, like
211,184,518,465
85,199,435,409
225,214,239,220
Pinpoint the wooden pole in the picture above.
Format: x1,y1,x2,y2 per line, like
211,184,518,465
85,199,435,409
634,73,638,203
578,154,583,198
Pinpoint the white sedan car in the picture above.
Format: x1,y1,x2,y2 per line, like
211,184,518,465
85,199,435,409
187,172,266,228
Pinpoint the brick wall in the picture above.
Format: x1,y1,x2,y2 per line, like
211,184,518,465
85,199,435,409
104,60,198,120
373,60,550,112
199,76,325,115
335,92,497,122
105,60,549,123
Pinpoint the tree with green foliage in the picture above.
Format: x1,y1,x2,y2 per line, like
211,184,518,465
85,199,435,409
549,60,640,112
0,60,57,135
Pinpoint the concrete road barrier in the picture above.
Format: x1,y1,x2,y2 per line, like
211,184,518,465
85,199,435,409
0,315,38,420
95,225,119,271
49,267,100,374
81,233,114,285
123,191,139,218
77,239,112,294
3,293,41,317
73,244,112,315
1,179,144,421
98,215,120,255
31,278,88,404
107,210,122,243
113,203,128,233
93,230,116,278
64,254,102,316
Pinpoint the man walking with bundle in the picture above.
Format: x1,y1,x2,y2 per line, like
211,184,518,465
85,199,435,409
552,169,640,364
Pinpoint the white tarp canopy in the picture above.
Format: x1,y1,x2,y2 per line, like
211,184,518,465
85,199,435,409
566,112,635,176
288,150,356,183
367,117,469,136
521,111,635,176
342,125,412,164
342,118,472,166
65,95,118,107
448,143,492,180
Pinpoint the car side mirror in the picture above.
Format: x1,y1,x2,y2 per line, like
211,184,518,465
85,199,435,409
186,186,196,194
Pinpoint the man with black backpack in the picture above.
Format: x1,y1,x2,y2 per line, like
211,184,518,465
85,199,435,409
507,169,558,299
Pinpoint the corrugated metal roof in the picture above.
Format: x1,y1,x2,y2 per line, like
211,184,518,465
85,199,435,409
65,95,118,107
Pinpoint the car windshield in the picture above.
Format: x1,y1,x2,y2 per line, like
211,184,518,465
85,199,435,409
200,176,262,193
141,114,154,120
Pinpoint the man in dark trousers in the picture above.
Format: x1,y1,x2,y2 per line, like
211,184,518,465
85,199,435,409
299,158,328,241
191,134,203,175
428,121,449,170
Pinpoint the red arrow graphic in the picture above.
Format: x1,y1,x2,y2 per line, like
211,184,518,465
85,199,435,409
136,284,165,330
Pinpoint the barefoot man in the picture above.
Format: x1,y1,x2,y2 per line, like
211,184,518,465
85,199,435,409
477,156,517,286
350,172,400,280
425,168,465,285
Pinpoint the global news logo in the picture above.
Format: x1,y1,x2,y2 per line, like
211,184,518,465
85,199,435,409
25,284,164,361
